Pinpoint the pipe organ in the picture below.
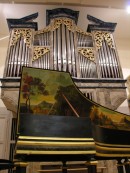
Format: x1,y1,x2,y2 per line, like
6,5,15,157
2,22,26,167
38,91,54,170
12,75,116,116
2,8,127,112
5,28,32,77
4,9,122,80
94,31,122,78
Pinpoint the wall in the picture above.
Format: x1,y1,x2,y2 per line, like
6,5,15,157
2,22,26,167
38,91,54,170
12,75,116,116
0,107,12,158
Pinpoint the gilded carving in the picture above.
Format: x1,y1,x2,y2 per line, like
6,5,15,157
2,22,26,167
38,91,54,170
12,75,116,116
11,29,32,47
94,31,114,49
35,25,51,35
75,27,92,36
78,48,95,62
63,18,74,31
52,18,63,30
35,18,91,36
33,46,50,61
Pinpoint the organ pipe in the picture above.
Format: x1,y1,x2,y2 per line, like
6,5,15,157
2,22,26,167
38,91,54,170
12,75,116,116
4,17,123,80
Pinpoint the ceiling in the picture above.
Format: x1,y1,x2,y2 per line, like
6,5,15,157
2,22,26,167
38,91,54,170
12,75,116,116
0,0,129,9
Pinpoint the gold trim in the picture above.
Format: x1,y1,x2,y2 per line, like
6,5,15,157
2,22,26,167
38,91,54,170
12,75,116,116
96,145,130,151
39,162,62,166
85,161,98,165
95,141,130,148
117,162,130,166
35,25,51,35
33,46,50,61
17,140,95,147
78,48,95,62
11,28,32,47
96,152,130,157
35,17,92,36
93,31,114,50
38,168,88,172
75,26,92,36
18,136,94,141
39,161,89,166
67,168,88,171
14,162,28,167
38,169,62,172
16,150,96,155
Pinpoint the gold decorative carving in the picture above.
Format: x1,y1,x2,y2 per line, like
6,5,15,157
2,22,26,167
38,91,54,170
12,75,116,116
53,18,74,31
75,27,92,36
11,29,32,47
63,18,74,31
78,48,95,62
35,18,91,36
33,46,50,61
35,25,51,35
94,31,114,49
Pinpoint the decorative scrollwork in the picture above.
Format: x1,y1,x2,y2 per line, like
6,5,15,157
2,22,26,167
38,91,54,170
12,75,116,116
94,31,114,49
63,18,74,31
35,17,91,36
35,25,51,35
33,46,50,61
103,32,114,48
52,18,63,30
75,27,92,36
78,48,95,62
11,29,32,47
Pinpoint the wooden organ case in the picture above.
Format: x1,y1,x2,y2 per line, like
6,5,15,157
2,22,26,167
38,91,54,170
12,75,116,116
0,8,129,173
2,8,126,111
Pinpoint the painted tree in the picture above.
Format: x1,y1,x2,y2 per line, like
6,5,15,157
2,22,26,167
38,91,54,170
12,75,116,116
53,85,93,116
21,72,49,112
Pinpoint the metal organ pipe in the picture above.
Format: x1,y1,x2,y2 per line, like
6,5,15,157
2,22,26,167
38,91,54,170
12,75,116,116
102,40,111,78
98,50,105,78
112,49,121,78
104,40,115,78
95,31,122,79
53,27,58,70
10,43,16,77
33,18,97,78
109,45,117,78
79,55,96,78
33,30,50,69
6,46,13,77
98,41,120,78
4,16,124,82
70,31,76,76
66,25,71,73
99,43,108,78
17,37,23,77
5,28,33,77
13,38,19,77
77,31,97,78
62,23,67,72
57,25,61,71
